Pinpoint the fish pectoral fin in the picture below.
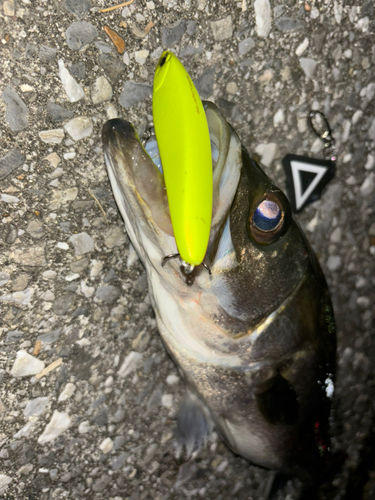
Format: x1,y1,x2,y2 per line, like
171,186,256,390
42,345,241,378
175,389,214,459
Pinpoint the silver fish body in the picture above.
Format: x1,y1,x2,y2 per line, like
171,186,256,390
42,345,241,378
102,102,336,482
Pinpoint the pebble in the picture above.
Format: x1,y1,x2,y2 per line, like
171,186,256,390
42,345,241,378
211,15,233,41
179,45,204,57
38,411,71,444
95,41,112,54
58,383,76,402
99,53,126,82
295,37,309,56
0,149,25,180
360,172,374,196
365,155,374,170
58,59,85,102
226,82,238,95
341,120,351,143
104,226,127,248
330,227,342,243
352,110,363,124
161,394,173,408
104,26,125,54
162,20,187,47
327,255,342,271
0,288,33,305
10,350,45,378
6,330,23,343
26,219,44,239
2,85,29,131
368,117,375,141
0,475,12,495
119,81,152,109
254,143,277,167
39,129,65,144
99,437,114,454
166,374,179,385
57,242,70,250
46,103,74,122
39,45,57,63
64,152,76,160
273,109,284,126
24,397,49,417
66,21,98,51
310,8,320,19
0,272,10,287
118,351,142,377
64,116,93,140
254,0,271,38
12,273,29,291
53,293,75,315
299,57,317,79
10,246,46,266
276,17,304,31
3,0,15,16
187,20,196,36
63,0,90,19
135,49,149,65
95,285,121,303
69,232,94,255
43,270,57,280
70,258,89,273
45,153,61,168
238,37,255,56
195,67,215,98
1,193,19,203
69,61,86,80
14,421,35,438
78,420,91,433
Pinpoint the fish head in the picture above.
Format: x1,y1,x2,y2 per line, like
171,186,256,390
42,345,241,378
102,102,336,478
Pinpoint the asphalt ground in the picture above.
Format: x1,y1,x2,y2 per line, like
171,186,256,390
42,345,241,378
0,1,374,499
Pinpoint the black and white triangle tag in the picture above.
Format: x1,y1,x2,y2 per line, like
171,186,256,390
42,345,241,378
282,154,335,213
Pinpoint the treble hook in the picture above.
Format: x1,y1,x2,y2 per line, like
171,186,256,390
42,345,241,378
309,110,336,159
161,253,212,275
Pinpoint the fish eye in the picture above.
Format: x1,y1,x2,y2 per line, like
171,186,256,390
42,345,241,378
159,54,167,68
253,200,281,231
249,194,288,244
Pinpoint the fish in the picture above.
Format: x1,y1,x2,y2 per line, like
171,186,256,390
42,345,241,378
102,101,336,488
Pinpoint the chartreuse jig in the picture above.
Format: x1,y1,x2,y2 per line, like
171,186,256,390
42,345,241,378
152,51,213,274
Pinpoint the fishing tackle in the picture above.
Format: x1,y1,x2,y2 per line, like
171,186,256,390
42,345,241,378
152,51,213,270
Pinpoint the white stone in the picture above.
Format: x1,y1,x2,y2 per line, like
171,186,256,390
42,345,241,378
360,173,374,197
64,117,93,141
365,155,374,170
146,1,155,8
134,50,149,65
38,410,71,444
1,193,19,203
78,420,91,433
123,52,130,65
24,397,49,417
127,243,139,267
3,0,15,16
45,152,61,167
92,76,113,105
273,109,284,127
341,120,351,143
161,394,173,408
0,288,33,305
56,242,70,250
99,437,114,454
368,117,375,141
20,84,34,92
81,280,95,298
254,143,277,167
295,38,309,56
310,8,319,19
39,129,64,144
58,383,76,402
69,232,94,255
0,475,12,495
58,59,85,102
254,0,272,38
10,350,45,377
90,259,103,277
352,110,363,124
226,82,238,95
106,103,118,119
330,227,342,243
211,15,233,41
118,351,142,377
63,152,76,160
334,1,343,24
326,255,341,271
65,273,80,282
166,374,179,385
344,49,352,59
299,58,317,79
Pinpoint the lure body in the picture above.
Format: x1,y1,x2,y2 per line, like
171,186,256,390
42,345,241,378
152,51,212,266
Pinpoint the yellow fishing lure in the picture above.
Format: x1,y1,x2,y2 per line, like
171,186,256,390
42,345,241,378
153,51,212,268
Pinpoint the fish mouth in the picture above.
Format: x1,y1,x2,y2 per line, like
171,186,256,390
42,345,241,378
102,102,243,272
